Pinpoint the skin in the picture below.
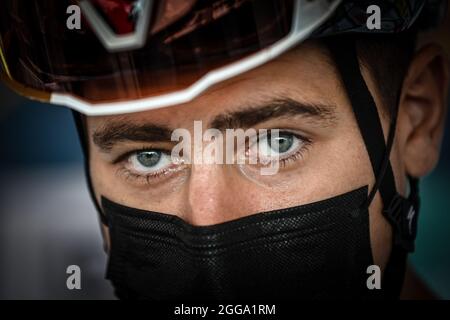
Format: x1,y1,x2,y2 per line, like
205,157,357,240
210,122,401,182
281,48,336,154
85,40,449,296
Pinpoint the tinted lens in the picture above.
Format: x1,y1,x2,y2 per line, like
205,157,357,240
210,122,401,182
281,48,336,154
0,0,293,104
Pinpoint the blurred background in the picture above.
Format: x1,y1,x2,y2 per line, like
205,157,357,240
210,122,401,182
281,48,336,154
0,4,449,300
0,85,115,299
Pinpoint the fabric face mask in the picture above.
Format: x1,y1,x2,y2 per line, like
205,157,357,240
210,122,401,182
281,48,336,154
102,186,382,301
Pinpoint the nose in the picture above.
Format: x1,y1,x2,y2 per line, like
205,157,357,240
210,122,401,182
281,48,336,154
184,164,251,226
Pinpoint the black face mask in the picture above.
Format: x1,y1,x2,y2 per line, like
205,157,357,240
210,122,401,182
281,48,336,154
102,186,382,301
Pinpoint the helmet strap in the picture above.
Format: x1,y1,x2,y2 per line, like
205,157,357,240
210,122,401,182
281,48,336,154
325,35,420,298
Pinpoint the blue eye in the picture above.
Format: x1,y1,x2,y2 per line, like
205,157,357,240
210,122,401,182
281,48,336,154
259,132,301,158
244,131,306,167
136,151,162,167
268,134,294,153
243,130,309,173
127,150,172,174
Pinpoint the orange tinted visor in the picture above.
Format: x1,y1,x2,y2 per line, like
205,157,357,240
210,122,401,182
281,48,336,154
0,0,293,104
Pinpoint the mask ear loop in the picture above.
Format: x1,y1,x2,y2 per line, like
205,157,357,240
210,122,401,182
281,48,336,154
325,35,420,299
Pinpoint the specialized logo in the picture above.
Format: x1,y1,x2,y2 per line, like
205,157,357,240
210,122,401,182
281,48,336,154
407,206,416,236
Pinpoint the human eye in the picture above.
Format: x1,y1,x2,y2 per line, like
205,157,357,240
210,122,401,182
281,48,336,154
127,150,172,174
247,130,312,169
114,148,186,186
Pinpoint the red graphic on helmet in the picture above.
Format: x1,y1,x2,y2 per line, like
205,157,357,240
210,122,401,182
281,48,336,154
89,0,138,34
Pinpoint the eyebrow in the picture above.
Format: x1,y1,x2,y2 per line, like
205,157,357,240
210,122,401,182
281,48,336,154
93,98,336,152
93,122,173,151
210,98,336,130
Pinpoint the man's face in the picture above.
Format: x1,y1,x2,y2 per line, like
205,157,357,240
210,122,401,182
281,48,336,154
85,40,448,273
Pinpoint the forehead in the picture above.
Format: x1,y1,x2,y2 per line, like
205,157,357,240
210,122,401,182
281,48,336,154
86,41,342,130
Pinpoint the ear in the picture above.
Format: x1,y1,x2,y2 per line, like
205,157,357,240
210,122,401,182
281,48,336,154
398,44,450,178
